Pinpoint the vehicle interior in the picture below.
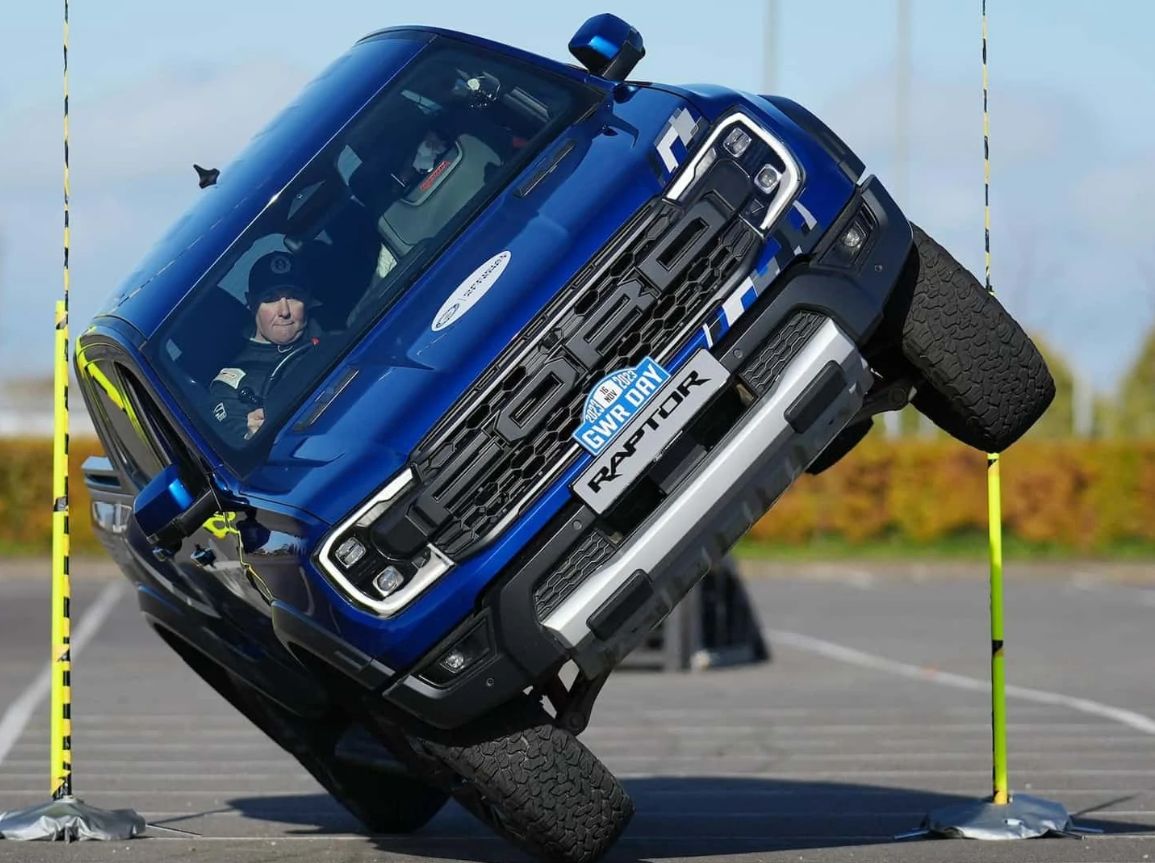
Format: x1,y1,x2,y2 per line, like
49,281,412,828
149,42,593,460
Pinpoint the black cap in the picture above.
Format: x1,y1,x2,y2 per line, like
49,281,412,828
245,252,317,311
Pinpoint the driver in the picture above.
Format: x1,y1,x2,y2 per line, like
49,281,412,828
208,251,322,444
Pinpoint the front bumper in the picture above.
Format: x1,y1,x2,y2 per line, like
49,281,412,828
546,316,870,672
380,175,912,729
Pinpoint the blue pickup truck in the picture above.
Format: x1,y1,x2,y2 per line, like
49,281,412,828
79,15,1053,862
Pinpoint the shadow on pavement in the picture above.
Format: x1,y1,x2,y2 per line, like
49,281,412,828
223,776,1153,861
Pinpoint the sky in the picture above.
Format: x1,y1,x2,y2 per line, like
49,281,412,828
2,1,1153,393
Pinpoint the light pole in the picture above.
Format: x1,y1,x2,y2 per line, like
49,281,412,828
763,0,779,94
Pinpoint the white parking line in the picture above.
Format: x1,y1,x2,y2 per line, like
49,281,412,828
1069,576,1155,607
0,581,124,766
768,628,1155,735
787,566,877,589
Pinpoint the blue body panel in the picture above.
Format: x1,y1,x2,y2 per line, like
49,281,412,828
244,87,688,518
82,26,860,671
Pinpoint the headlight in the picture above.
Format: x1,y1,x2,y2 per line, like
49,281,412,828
723,126,752,158
334,536,367,568
666,111,802,233
316,469,454,615
754,164,781,194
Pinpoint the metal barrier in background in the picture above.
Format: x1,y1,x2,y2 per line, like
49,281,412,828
623,558,769,672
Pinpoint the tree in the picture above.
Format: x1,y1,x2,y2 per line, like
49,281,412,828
1024,335,1075,439
1115,326,1155,439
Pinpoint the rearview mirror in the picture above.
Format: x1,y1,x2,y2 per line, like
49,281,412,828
133,464,219,558
568,14,645,82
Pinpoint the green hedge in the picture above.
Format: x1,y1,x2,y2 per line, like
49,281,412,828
0,438,105,555
748,438,1155,553
3,437,1152,556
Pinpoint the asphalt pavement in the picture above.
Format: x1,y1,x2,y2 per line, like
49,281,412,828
2,558,1155,862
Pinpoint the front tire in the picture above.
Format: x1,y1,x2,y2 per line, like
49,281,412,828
422,696,633,863
889,224,1054,451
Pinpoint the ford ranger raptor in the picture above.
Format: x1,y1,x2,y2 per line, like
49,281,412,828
80,14,1053,863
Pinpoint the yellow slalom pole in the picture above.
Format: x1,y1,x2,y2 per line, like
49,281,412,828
52,0,74,802
981,0,1010,807
3,0,143,837
51,302,73,801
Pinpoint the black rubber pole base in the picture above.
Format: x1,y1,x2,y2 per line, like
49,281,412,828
0,796,146,841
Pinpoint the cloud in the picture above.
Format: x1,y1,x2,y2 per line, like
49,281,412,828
1074,149,1155,252
0,59,311,376
0,58,310,192
807,68,1146,386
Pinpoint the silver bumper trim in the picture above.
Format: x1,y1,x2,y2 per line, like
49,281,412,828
542,319,871,654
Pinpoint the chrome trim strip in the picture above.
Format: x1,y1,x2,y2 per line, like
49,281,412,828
316,469,455,616
666,112,802,232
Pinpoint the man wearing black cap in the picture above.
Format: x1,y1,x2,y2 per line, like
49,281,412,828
208,251,322,444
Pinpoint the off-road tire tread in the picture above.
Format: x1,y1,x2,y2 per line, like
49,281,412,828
900,224,1054,451
426,696,633,863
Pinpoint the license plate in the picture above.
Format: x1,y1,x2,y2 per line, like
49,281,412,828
573,350,728,513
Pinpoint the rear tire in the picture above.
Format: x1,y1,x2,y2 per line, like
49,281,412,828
228,679,448,835
154,628,446,834
889,224,1054,451
422,696,633,863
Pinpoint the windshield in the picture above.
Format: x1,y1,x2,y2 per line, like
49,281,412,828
147,37,598,474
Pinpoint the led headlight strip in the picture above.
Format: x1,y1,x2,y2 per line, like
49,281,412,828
666,111,802,232
316,468,454,616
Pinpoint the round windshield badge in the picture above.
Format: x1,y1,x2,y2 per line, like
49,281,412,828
431,251,511,332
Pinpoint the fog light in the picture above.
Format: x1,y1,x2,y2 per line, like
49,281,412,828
441,650,467,673
754,163,781,194
417,619,494,687
335,537,366,569
723,127,752,158
822,208,875,268
374,566,405,596
840,224,866,253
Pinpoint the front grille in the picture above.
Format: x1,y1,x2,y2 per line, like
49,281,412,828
400,197,761,560
739,311,827,394
532,530,616,619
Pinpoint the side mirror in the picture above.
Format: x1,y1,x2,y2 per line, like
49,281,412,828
568,14,645,81
133,465,219,558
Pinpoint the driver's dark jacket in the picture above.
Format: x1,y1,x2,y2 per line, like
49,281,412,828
208,320,323,445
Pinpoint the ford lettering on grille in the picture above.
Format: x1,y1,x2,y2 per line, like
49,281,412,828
407,197,760,559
